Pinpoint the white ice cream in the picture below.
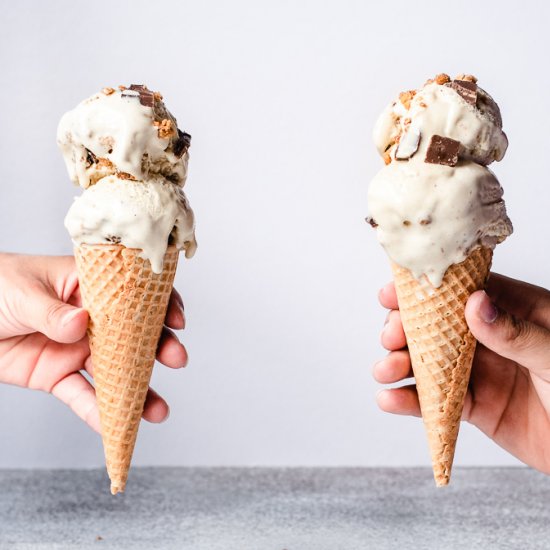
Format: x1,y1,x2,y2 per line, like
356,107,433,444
373,80,508,166
58,87,189,189
368,160,511,286
65,176,196,274
367,74,512,286
59,85,196,273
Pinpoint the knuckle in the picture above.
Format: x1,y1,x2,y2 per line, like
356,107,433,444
44,301,65,329
501,314,536,350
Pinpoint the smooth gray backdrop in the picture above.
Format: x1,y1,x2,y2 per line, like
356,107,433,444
0,0,542,469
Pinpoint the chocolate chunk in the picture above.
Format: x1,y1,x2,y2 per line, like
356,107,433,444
173,129,192,158
138,91,155,107
85,148,97,167
451,79,477,105
365,216,378,228
425,135,460,166
124,84,155,107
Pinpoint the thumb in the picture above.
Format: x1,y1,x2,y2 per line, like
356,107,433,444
465,290,550,378
20,286,89,344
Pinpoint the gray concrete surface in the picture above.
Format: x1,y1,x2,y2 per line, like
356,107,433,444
0,467,549,549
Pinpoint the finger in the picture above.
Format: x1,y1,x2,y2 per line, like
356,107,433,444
381,310,407,351
171,287,184,309
156,327,188,368
379,282,399,310
373,350,413,384
142,387,170,423
42,255,80,303
376,385,421,417
165,290,185,330
18,284,89,344
50,372,101,433
466,290,550,378
487,273,550,327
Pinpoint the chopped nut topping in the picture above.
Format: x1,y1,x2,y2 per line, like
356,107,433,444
97,157,114,169
399,90,416,109
102,87,115,96
455,73,477,83
435,73,451,85
403,220,411,227
154,91,163,101
158,119,176,138
420,218,432,226
117,171,136,181
383,153,392,165
118,85,127,91
153,120,161,127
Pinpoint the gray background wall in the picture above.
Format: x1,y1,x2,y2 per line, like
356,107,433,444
0,0,543,469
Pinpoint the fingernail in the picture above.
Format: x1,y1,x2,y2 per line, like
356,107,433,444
161,408,170,423
62,308,82,326
178,303,186,328
181,348,189,368
478,291,498,323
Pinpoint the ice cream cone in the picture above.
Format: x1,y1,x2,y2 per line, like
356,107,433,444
391,246,492,486
74,244,179,494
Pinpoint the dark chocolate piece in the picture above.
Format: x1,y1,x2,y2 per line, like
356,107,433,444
451,79,477,105
365,216,378,228
124,84,155,107
85,148,97,167
425,135,460,166
173,129,192,158
138,91,155,107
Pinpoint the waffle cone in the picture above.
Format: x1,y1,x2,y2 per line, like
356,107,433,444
391,246,492,486
74,244,179,494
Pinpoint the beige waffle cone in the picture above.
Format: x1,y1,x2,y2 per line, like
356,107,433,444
391,246,492,487
74,244,179,494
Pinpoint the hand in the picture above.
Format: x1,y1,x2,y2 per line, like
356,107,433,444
374,273,550,474
0,252,188,433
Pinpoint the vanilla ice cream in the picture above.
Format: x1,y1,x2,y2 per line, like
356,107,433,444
367,74,512,286
59,85,196,273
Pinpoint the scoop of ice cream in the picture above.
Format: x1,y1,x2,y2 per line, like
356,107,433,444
373,74,507,166
57,85,191,189
367,160,512,286
65,175,196,274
